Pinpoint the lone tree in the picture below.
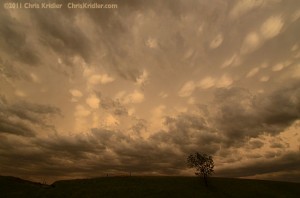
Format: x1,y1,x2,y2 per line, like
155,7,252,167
187,152,214,186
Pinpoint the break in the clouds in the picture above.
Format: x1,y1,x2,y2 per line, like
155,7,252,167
1,0,300,183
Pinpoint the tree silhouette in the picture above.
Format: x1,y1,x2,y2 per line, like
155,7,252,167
187,152,214,186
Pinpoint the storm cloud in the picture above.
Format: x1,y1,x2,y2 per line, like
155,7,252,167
1,0,300,183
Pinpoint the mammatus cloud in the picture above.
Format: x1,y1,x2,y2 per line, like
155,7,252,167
261,16,284,39
87,74,115,85
0,0,300,183
86,95,100,109
116,90,145,104
5,81,300,182
178,81,196,97
210,34,224,49
229,0,265,19
178,75,233,97
241,32,261,54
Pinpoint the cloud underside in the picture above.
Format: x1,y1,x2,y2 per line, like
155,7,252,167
1,82,300,182
1,0,300,183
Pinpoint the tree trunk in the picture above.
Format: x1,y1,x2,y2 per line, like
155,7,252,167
203,175,208,187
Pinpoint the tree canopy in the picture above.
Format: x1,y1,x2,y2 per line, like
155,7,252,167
187,152,214,186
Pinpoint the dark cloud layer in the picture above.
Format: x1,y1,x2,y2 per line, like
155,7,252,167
0,10,40,66
1,0,300,183
0,96,60,136
216,151,300,182
213,82,300,146
99,95,128,116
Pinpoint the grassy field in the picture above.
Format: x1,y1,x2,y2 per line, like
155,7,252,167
1,176,300,198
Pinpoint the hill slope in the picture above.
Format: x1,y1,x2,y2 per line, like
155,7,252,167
1,176,299,198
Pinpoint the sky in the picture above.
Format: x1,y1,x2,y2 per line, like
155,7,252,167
0,0,300,183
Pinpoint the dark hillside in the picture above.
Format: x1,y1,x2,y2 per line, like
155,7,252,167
0,176,48,198
1,176,299,198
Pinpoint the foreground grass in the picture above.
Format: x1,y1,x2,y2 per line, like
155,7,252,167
1,176,300,198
